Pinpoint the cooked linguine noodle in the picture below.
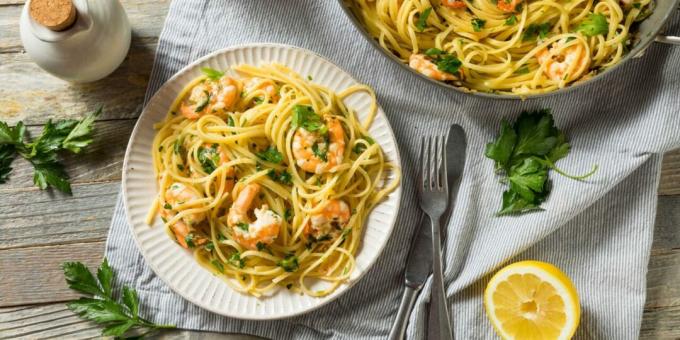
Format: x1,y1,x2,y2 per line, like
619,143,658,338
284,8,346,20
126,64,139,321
347,0,654,95
147,63,400,297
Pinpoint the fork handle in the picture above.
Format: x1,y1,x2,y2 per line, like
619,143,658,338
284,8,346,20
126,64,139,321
428,216,453,340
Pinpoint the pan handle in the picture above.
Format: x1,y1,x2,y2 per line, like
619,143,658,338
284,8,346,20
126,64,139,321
655,35,680,45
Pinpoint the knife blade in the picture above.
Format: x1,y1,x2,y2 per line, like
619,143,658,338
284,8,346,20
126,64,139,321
388,124,467,340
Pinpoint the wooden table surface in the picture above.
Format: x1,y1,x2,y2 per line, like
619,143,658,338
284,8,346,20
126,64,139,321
0,0,678,338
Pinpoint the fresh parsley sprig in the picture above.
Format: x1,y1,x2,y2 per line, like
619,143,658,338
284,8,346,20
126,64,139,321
0,107,102,193
576,13,608,37
62,258,175,338
485,109,597,215
424,48,463,76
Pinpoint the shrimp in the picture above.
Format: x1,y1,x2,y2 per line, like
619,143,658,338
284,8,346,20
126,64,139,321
245,77,280,103
304,200,351,240
227,183,282,250
180,76,240,119
536,40,590,83
497,0,522,13
408,54,459,81
162,182,207,248
442,0,466,8
292,116,346,174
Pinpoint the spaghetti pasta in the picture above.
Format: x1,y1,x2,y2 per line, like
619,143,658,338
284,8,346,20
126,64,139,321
148,63,400,297
346,0,653,95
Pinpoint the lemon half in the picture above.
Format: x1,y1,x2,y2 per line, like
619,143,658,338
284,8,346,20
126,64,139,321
484,260,580,340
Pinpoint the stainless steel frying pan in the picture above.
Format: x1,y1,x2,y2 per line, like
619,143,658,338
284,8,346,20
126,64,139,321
339,0,680,99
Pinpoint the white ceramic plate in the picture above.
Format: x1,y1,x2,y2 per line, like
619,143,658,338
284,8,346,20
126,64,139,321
122,44,402,320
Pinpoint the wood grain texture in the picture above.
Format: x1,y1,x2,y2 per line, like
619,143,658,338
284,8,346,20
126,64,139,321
0,242,104,307
0,182,119,250
0,0,167,125
659,149,680,196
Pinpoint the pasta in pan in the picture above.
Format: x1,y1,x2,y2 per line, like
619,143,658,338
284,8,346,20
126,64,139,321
147,63,400,297
347,0,654,95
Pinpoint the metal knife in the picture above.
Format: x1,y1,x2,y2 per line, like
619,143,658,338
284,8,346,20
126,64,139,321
388,125,467,340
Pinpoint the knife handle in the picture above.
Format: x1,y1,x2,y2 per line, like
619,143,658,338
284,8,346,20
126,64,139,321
388,285,420,340
428,218,454,340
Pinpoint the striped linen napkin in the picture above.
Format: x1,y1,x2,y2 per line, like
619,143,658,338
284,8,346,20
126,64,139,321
106,1,680,339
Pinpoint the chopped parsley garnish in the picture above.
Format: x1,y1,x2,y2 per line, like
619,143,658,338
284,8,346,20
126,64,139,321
211,259,224,273
277,254,299,272
435,54,463,75
173,137,184,155
200,67,224,80
163,203,172,209
205,241,215,251
471,18,486,32
505,15,517,25
184,233,196,248
416,7,433,32
217,233,227,241
267,169,293,185
194,91,211,112
522,23,551,41
256,242,265,251
229,252,245,268
311,142,328,161
291,105,328,134
352,135,375,154
514,65,530,74
422,48,462,75
197,144,220,173
253,97,265,105
256,146,283,164
284,208,292,221
227,115,235,127
307,75,313,81
236,222,249,231
485,109,598,215
576,13,608,37
425,48,444,56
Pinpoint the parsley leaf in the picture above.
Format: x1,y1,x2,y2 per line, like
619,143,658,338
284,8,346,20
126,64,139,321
291,105,328,134
0,108,101,193
485,109,597,215
505,15,517,26
62,258,175,337
197,145,220,173
577,13,609,37
236,222,249,231
434,54,462,75
0,144,16,184
62,106,102,153
201,67,224,80
277,254,299,272
425,48,444,56
416,7,432,32
211,259,225,273
523,23,551,41
256,146,283,164
312,142,328,161
472,18,486,32
229,252,245,268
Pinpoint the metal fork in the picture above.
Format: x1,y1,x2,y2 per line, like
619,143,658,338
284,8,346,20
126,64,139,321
418,135,453,340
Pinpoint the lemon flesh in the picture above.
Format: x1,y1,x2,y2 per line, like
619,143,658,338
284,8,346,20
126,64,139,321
484,261,580,340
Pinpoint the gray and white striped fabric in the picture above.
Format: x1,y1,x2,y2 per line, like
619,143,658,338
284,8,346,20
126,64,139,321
106,1,680,339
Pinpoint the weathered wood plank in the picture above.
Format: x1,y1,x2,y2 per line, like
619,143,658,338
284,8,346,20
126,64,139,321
0,0,167,125
0,301,260,340
659,148,680,196
1,119,135,190
0,40,156,124
0,242,104,307
0,182,119,250
640,304,680,339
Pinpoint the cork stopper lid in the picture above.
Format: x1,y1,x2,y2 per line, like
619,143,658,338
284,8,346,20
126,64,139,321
29,0,77,31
